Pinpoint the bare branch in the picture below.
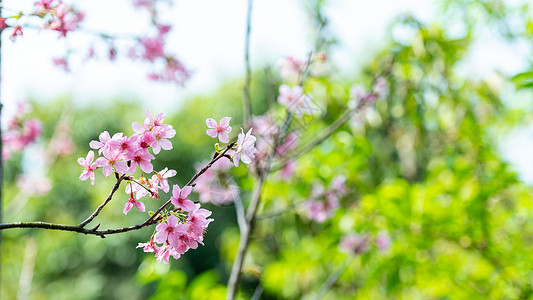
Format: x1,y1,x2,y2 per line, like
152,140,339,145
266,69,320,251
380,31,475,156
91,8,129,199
242,0,253,128
234,189,247,232
226,172,266,300
311,256,353,300
79,174,126,228
0,142,236,238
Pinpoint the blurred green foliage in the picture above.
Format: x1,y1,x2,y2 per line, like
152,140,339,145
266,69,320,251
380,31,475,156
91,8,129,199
3,0,533,299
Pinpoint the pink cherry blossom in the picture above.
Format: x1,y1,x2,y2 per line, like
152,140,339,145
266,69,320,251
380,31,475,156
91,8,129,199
187,203,214,241
206,117,232,143
52,57,69,72
146,109,166,127
90,131,123,155
149,57,191,86
278,160,296,180
95,150,128,178
123,193,146,215
340,233,371,255
125,149,155,173
108,135,138,155
276,131,299,156
151,126,175,154
137,237,158,253
348,84,366,110
152,168,177,193
0,18,7,30
47,3,84,38
233,128,257,167
372,77,388,99
277,56,307,81
376,231,391,251
277,84,314,117
35,0,54,10
170,184,196,212
139,35,165,62
154,215,186,248
78,150,97,185
10,25,23,41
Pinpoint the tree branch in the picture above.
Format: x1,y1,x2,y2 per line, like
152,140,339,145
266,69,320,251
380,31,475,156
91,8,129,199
226,172,266,300
0,142,236,238
79,174,126,228
242,0,253,128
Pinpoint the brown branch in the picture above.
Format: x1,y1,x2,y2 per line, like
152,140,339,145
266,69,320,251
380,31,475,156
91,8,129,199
0,142,236,238
79,174,126,228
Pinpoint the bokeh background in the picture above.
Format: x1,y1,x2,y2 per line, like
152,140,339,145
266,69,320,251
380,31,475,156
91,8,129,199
2,0,533,299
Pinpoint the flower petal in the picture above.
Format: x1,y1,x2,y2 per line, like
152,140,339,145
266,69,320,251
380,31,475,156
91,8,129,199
181,185,192,198
206,118,217,128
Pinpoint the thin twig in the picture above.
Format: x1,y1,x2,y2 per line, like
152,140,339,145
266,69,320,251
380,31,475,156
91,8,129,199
17,238,37,300
234,188,247,232
251,283,263,300
79,174,126,228
312,256,353,300
242,0,253,128
273,105,354,172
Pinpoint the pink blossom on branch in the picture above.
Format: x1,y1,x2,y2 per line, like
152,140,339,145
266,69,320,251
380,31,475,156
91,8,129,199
340,233,371,255
233,128,257,167
170,184,196,212
10,25,23,41
77,150,97,185
125,149,155,174
206,117,232,143
46,2,85,38
152,168,177,193
89,131,123,156
139,35,166,62
277,56,307,81
52,57,69,72
154,215,186,248
277,84,314,117
123,193,146,215
95,150,128,178
151,126,175,154
137,237,158,253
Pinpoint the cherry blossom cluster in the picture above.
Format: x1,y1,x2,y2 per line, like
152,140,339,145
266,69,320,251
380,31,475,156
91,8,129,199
339,230,391,255
193,117,258,205
3,0,191,86
2,102,43,160
128,2,190,85
301,175,347,223
34,0,85,38
275,54,329,117
76,110,221,263
130,22,191,85
205,117,258,167
277,56,307,83
78,110,176,209
250,113,299,178
138,185,213,264
348,77,388,126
